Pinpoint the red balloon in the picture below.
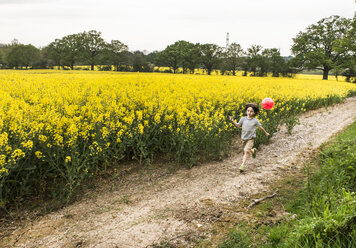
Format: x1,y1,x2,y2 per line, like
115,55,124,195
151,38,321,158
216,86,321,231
262,98,274,110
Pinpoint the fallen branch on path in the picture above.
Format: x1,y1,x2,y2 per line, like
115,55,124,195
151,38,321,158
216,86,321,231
246,190,278,210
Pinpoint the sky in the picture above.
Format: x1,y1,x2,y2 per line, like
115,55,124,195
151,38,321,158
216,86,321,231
0,0,355,56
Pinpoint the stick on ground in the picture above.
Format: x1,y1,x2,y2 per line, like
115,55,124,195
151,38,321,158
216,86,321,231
246,190,278,210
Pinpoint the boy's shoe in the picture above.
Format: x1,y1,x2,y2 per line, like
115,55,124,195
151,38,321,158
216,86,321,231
239,165,245,172
251,148,257,158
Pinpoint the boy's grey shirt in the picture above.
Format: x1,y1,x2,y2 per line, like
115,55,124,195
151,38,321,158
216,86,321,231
237,116,261,140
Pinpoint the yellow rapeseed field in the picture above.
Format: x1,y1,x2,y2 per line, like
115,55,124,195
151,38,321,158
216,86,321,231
0,69,355,204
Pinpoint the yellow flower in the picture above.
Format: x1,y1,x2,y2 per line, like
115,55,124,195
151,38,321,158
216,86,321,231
65,156,71,163
11,149,25,160
0,154,6,166
0,132,8,147
21,140,33,149
38,135,47,142
138,124,144,134
35,151,43,159
0,69,354,177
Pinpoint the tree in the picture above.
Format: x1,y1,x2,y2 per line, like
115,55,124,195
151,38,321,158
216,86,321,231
291,15,352,80
185,43,201,74
0,49,4,68
336,15,356,83
223,43,244,75
61,34,82,70
247,45,263,76
157,41,201,74
219,56,229,75
0,44,13,68
7,44,40,69
80,30,107,70
240,57,249,76
199,43,222,75
146,51,159,65
174,40,198,73
156,43,181,73
262,48,286,77
32,48,49,69
132,51,152,72
105,40,129,71
47,39,66,68
259,49,271,76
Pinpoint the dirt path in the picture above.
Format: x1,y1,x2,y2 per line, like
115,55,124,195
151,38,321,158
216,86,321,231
1,97,356,248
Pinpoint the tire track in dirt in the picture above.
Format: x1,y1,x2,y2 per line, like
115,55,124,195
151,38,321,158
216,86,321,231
1,97,355,248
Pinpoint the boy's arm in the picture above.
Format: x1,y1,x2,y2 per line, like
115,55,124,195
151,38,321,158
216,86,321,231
229,116,241,128
258,126,270,137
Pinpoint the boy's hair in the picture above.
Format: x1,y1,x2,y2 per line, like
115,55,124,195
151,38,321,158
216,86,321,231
245,103,260,115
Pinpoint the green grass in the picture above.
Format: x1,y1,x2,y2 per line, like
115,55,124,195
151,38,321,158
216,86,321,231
219,225,252,248
219,121,356,248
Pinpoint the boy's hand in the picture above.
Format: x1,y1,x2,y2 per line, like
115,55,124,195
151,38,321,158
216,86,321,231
266,132,270,137
229,116,234,122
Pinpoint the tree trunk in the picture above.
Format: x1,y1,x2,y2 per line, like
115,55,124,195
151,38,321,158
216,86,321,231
91,64,95,71
322,68,329,80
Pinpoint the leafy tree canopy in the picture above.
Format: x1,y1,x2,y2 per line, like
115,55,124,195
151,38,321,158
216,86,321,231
291,15,352,80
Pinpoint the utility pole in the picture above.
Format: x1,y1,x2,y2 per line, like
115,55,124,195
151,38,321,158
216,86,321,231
226,32,230,49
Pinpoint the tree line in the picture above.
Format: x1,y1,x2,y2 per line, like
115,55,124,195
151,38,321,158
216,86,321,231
0,15,354,81
0,31,294,77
